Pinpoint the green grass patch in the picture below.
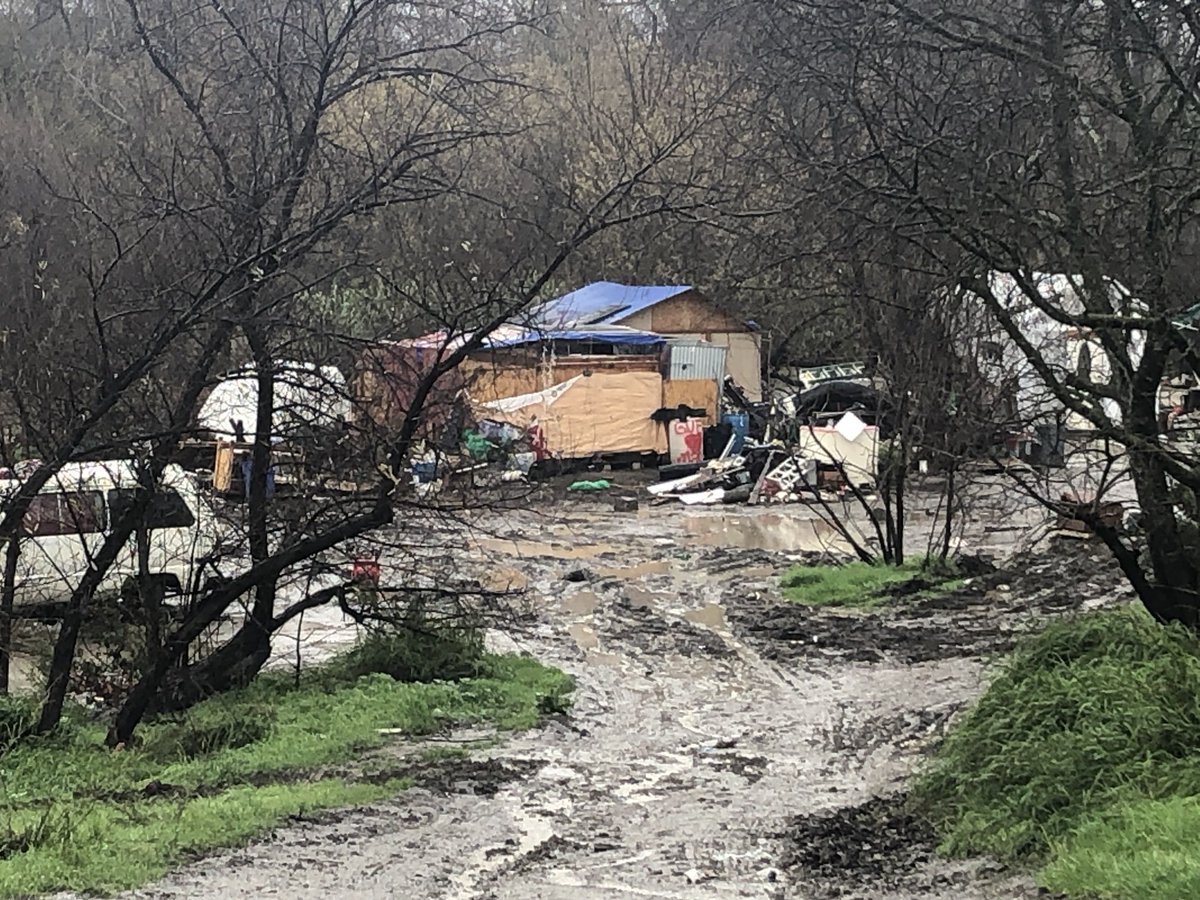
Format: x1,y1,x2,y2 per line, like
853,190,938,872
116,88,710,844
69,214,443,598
916,608,1200,898
0,778,404,896
781,558,961,608
1041,795,1200,899
0,652,573,896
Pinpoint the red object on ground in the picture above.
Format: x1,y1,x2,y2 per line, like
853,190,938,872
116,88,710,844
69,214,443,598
351,559,381,584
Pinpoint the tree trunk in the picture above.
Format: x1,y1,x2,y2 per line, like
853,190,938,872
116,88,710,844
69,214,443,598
135,526,164,676
244,326,277,653
1127,445,1200,626
941,458,956,563
0,537,19,694
147,624,273,713
36,512,143,734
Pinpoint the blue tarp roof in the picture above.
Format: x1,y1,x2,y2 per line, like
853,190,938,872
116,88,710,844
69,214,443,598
527,282,692,328
488,326,665,349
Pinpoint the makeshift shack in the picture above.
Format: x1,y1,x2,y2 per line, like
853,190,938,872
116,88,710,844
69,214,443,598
355,336,468,445
526,282,763,400
356,289,741,466
458,325,666,404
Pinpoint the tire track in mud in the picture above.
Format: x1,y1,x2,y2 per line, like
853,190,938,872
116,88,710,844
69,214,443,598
125,507,1126,899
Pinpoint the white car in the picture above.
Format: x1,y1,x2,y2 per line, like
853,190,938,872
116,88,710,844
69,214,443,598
0,461,220,607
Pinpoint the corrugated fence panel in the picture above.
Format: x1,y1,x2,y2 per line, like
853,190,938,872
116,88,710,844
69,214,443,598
668,342,727,381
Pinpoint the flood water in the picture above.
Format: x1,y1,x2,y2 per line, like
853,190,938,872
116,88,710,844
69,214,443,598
684,511,852,553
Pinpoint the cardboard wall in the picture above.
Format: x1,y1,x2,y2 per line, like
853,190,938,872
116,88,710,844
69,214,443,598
461,355,661,405
477,371,667,457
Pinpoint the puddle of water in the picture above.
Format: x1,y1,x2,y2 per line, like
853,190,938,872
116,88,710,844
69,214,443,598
685,603,728,631
593,559,674,578
568,623,599,651
587,651,625,668
739,566,777,579
625,587,668,609
684,513,849,553
561,591,601,615
477,538,618,559
482,566,530,592
446,802,559,900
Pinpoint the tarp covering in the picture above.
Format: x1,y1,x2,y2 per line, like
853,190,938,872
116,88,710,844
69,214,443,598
491,327,665,348
476,371,667,458
393,323,665,352
199,361,350,440
526,282,692,328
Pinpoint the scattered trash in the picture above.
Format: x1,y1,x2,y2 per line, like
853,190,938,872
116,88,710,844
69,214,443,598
463,429,498,460
614,496,639,512
679,488,725,505
509,451,536,474
564,568,592,583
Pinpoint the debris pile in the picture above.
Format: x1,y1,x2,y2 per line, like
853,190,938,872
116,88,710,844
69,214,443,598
645,439,852,508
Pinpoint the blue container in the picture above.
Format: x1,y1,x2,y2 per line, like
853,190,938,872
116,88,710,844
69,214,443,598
412,462,438,483
240,461,276,500
722,412,750,453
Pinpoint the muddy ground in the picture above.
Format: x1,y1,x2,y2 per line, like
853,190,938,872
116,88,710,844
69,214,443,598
126,491,1131,900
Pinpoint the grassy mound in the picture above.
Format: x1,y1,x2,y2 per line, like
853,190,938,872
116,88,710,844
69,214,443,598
1041,795,1200,899
781,559,959,607
0,653,572,897
916,608,1200,898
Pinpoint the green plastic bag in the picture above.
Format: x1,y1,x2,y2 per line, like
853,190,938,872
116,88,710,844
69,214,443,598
567,479,611,492
463,430,497,460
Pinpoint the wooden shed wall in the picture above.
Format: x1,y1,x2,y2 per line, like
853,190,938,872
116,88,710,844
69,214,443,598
461,354,661,405
617,290,749,334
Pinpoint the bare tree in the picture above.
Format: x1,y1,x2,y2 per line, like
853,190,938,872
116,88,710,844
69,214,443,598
746,0,1200,623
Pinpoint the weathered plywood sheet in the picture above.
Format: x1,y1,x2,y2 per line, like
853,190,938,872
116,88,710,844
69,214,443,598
477,371,667,457
462,356,661,405
617,291,746,334
662,379,719,426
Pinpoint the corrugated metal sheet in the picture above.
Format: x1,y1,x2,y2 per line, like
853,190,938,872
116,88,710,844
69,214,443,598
668,342,727,381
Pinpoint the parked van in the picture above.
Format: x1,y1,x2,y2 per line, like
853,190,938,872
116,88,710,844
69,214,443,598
0,461,220,608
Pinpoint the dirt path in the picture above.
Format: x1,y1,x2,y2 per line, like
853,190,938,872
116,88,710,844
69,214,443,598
128,500,1124,899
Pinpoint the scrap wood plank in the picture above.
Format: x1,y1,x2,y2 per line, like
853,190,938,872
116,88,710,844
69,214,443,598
647,473,705,495
749,449,784,504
